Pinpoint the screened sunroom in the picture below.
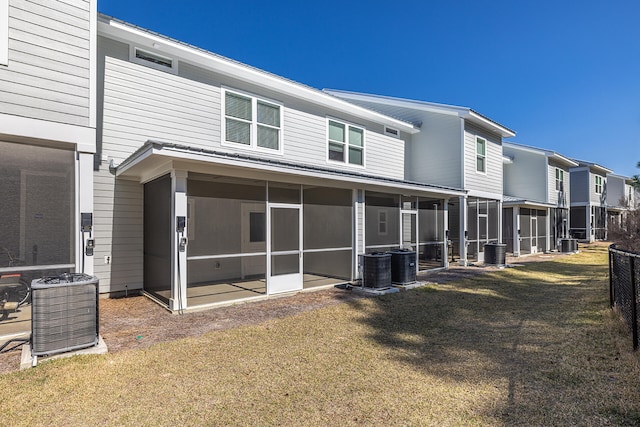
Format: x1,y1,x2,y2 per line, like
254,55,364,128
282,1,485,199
120,142,463,312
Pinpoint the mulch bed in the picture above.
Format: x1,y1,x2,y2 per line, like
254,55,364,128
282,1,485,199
0,251,565,374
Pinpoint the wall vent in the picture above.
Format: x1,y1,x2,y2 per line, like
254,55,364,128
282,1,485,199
135,48,173,69
384,126,400,138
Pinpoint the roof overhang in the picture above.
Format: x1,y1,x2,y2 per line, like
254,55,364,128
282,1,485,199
503,142,578,168
324,89,515,137
97,15,419,135
116,141,466,198
502,196,556,208
572,160,613,175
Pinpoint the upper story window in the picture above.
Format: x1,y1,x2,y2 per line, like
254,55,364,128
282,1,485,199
555,168,564,191
594,175,603,194
223,89,282,153
328,119,364,166
1,0,8,66
476,137,486,173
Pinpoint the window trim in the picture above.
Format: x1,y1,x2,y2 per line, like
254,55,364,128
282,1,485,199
555,168,564,191
476,137,487,174
130,46,178,74
1,0,8,66
326,118,366,167
594,175,603,194
221,87,284,155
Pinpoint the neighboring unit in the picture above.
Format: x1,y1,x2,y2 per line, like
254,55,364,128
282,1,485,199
324,90,516,265
0,1,97,282
502,142,578,255
606,173,636,227
569,161,612,242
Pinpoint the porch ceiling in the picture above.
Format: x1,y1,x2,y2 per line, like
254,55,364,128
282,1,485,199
115,140,467,199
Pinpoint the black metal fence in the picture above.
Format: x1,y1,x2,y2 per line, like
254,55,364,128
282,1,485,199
609,244,640,350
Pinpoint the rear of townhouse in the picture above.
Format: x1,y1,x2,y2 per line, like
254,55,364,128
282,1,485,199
502,142,577,256
15,3,624,317
324,90,516,265
570,161,612,242
94,16,468,311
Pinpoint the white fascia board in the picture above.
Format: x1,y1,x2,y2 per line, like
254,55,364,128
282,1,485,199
99,18,418,135
502,155,513,164
464,111,515,138
325,89,464,118
328,90,515,137
504,142,577,168
0,113,96,152
466,188,503,201
547,152,578,168
117,145,465,198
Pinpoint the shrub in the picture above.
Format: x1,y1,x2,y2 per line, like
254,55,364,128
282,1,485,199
608,208,640,253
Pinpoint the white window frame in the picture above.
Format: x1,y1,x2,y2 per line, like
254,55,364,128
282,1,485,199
595,175,603,194
221,88,284,155
130,46,178,74
555,168,564,191
476,137,487,173
1,0,8,66
326,118,365,167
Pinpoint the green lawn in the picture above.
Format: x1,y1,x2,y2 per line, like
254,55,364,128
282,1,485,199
0,244,638,426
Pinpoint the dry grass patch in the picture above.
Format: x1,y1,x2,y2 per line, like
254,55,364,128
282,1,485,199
0,243,638,426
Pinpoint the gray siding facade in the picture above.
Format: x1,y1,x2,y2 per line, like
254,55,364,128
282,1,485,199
503,146,546,202
463,122,503,198
1,0,92,126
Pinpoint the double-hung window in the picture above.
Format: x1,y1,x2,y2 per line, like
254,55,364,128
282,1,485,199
555,168,564,191
224,89,282,152
1,0,8,66
594,175,603,194
476,137,486,173
328,120,364,166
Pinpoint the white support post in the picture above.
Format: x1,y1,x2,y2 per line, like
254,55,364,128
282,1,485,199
545,208,551,252
459,195,467,266
443,198,449,268
513,206,520,257
170,170,188,312
353,189,365,280
77,152,94,275
497,201,503,244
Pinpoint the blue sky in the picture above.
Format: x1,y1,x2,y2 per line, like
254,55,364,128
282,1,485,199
99,0,640,177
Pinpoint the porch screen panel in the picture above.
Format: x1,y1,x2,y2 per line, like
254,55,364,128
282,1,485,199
144,174,172,303
0,141,75,284
418,198,445,270
467,199,479,261
186,175,266,304
537,210,547,250
570,207,587,240
502,207,514,254
488,200,499,241
448,199,461,260
365,192,400,253
520,208,531,253
303,187,352,284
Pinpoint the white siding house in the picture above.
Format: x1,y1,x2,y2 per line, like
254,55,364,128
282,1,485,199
502,142,577,255
0,1,97,286
95,16,465,311
324,90,515,265
570,161,612,241
606,173,635,228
